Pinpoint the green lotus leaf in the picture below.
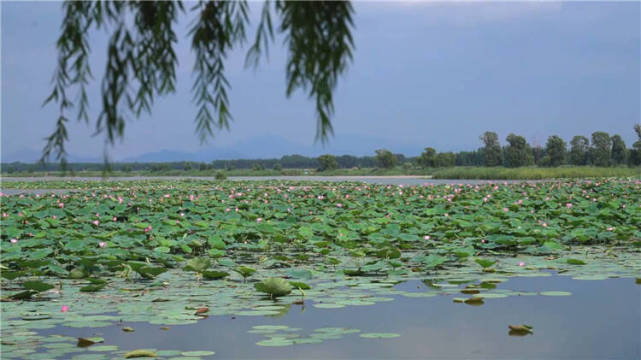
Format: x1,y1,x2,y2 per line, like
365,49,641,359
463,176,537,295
255,277,292,298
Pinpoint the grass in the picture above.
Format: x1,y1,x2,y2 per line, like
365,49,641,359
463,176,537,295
431,166,641,180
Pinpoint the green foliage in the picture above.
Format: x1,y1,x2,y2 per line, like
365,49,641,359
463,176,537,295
255,277,292,298
42,1,355,163
570,136,590,166
480,131,503,166
317,154,338,171
590,131,612,167
504,133,534,168
185,257,212,273
545,135,567,167
419,147,436,168
235,266,256,280
432,166,641,179
611,135,627,165
434,152,456,168
375,149,397,169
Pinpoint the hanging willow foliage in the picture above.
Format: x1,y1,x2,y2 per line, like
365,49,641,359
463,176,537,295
42,0,355,163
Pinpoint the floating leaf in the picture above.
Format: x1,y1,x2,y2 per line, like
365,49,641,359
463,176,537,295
181,351,216,356
566,258,586,265
202,270,229,280
124,349,157,358
23,280,54,292
77,337,104,347
80,284,106,292
360,333,401,339
508,324,533,336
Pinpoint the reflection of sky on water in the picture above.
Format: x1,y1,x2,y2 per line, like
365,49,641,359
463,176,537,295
41,276,640,359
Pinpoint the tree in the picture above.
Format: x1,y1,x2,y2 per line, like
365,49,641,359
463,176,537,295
42,1,355,163
531,145,545,166
480,131,502,166
434,152,456,167
630,124,641,166
610,134,627,165
317,154,338,171
569,136,589,166
590,131,612,167
375,149,397,169
544,135,567,167
503,134,534,168
418,147,436,168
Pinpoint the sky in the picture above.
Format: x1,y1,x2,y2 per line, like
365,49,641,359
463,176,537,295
1,1,640,162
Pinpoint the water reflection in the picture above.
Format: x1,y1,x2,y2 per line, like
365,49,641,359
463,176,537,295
39,276,640,359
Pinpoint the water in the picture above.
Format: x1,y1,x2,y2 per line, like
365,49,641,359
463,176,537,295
37,276,640,359
1,176,538,195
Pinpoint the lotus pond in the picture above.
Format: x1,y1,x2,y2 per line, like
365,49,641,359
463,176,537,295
1,179,640,359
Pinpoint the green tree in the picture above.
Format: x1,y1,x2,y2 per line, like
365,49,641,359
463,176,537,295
375,149,397,169
434,152,456,167
531,145,545,166
630,124,641,166
569,135,590,165
480,131,502,166
317,154,338,171
418,147,436,168
610,134,627,165
590,131,612,167
544,135,567,167
503,134,534,168
42,1,355,163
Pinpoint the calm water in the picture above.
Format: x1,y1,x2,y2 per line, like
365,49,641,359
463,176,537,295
1,176,538,195
38,276,640,359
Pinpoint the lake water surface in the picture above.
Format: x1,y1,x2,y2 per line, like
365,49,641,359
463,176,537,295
35,276,640,359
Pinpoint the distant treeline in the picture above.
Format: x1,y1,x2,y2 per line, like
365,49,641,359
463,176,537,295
2,127,641,173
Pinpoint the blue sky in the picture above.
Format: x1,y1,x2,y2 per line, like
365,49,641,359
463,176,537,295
1,1,639,161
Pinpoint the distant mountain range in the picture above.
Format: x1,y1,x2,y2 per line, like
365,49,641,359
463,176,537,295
2,134,429,163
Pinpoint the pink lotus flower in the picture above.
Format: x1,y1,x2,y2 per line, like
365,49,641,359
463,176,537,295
337,203,343,208
542,222,548,227
423,235,430,240
52,215,57,220
10,238,18,244
481,239,486,243
2,212,7,218
256,218,263,223
503,208,508,212
61,305,69,313
518,262,525,267
98,241,107,248
566,203,572,209
189,194,195,201
606,227,615,231
113,217,117,222
225,208,231,212
118,197,123,204
93,220,100,226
